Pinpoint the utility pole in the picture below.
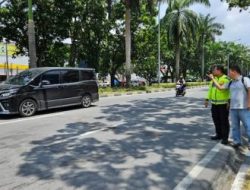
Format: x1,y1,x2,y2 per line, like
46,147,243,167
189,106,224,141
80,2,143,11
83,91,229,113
241,60,244,75
157,2,161,84
28,0,37,68
5,40,9,79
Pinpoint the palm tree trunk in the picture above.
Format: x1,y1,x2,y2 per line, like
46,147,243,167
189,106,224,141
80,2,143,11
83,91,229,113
125,1,131,87
175,36,180,82
28,0,37,68
111,72,115,87
201,41,205,81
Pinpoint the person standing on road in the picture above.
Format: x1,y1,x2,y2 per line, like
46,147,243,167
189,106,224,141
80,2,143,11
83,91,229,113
208,65,250,148
205,65,230,145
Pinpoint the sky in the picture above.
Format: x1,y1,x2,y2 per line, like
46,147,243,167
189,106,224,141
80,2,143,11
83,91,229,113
159,0,250,46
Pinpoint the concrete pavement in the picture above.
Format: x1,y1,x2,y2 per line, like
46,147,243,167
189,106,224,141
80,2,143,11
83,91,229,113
0,88,244,190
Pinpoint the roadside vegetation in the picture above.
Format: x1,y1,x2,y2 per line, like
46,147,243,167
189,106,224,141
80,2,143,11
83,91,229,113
243,169,250,190
1,0,250,86
99,82,208,95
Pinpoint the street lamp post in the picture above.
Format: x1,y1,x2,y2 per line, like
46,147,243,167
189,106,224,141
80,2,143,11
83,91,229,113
157,2,161,84
226,39,241,75
28,0,37,68
241,60,244,75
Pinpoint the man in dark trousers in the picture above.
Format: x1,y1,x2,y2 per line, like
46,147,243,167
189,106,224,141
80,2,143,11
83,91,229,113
208,65,250,148
205,65,230,144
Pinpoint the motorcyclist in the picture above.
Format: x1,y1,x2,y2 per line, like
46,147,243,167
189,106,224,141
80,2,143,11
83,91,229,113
177,76,186,91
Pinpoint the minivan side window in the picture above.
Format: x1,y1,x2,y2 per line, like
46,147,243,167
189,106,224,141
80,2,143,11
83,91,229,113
61,70,79,83
42,70,60,85
80,71,95,81
30,76,41,86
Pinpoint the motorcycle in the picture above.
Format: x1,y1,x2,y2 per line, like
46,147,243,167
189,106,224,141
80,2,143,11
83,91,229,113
175,84,186,97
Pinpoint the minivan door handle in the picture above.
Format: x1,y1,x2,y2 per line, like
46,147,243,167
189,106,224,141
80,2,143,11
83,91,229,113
58,85,65,89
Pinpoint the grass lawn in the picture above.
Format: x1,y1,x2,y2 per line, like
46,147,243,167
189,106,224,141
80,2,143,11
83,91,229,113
243,169,250,190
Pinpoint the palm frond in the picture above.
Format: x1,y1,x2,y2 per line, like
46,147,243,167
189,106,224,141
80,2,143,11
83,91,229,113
182,0,210,8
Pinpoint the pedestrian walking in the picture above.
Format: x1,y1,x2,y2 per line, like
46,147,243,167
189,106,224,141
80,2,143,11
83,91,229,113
208,65,250,148
205,65,230,145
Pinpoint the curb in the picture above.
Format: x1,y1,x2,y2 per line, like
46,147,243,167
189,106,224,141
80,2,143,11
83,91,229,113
188,144,250,190
173,144,235,190
231,150,250,190
200,145,237,190
99,85,208,98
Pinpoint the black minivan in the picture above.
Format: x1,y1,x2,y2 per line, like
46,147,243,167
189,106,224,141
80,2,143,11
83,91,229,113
0,67,99,117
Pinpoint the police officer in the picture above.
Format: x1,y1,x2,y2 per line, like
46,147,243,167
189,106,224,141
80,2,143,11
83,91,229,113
205,65,230,145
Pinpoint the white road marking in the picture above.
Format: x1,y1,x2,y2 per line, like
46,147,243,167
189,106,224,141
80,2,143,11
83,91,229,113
48,124,120,146
0,113,64,126
231,151,250,190
173,143,222,190
74,124,120,139
78,129,104,138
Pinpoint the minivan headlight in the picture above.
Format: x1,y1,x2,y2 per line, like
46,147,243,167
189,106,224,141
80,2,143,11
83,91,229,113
1,89,18,97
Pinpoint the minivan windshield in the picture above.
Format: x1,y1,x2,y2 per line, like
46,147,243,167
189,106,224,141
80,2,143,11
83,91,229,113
4,69,43,86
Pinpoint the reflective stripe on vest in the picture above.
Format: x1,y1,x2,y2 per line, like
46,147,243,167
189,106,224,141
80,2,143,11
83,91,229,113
211,99,228,105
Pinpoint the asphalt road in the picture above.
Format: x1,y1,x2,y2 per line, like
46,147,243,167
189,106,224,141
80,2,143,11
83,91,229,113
0,88,218,190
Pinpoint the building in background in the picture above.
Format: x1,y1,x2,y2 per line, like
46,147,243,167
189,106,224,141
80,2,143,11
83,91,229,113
0,42,29,81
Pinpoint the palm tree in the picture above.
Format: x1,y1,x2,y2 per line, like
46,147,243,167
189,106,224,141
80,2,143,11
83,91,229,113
197,14,224,80
28,0,37,68
164,0,210,81
107,0,165,87
0,0,7,6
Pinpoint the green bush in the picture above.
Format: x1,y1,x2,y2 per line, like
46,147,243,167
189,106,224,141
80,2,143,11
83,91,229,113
186,82,209,86
99,82,208,94
151,83,176,88
99,86,147,94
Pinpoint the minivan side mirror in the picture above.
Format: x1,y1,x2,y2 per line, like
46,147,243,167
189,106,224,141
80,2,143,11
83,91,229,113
40,80,50,86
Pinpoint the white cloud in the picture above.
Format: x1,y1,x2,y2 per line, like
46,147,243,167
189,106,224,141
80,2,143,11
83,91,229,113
160,0,250,46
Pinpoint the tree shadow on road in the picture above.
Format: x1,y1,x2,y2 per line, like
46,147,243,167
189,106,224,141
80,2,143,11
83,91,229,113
17,93,218,190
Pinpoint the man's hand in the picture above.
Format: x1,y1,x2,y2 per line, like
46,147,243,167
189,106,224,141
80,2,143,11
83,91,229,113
205,100,209,108
206,74,214,80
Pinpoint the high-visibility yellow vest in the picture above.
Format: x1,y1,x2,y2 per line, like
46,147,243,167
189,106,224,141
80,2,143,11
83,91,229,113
207,75,230,105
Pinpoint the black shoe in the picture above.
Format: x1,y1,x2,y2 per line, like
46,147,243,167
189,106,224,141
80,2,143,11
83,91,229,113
232,143,241,148
210,136,222,140
221,140,228,145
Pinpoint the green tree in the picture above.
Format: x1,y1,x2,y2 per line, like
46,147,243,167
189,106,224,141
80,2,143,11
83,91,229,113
107,0,165,86
163,0,210,81
133,3,158,85
0,0,69,66
225,0,250,9
0,0,107,69
56,0,106,69
206,41,250,76
100,1,125,87
196,14,224,80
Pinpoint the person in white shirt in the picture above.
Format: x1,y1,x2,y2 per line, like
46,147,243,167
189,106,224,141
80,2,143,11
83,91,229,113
208,65,250,149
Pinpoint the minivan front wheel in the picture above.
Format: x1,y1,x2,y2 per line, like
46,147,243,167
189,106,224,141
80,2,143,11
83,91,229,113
19,99,37,117
81,95,92,108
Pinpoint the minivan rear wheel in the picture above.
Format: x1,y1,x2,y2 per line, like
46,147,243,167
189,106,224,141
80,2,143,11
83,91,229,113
19,99,37,117
81,95,92,108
